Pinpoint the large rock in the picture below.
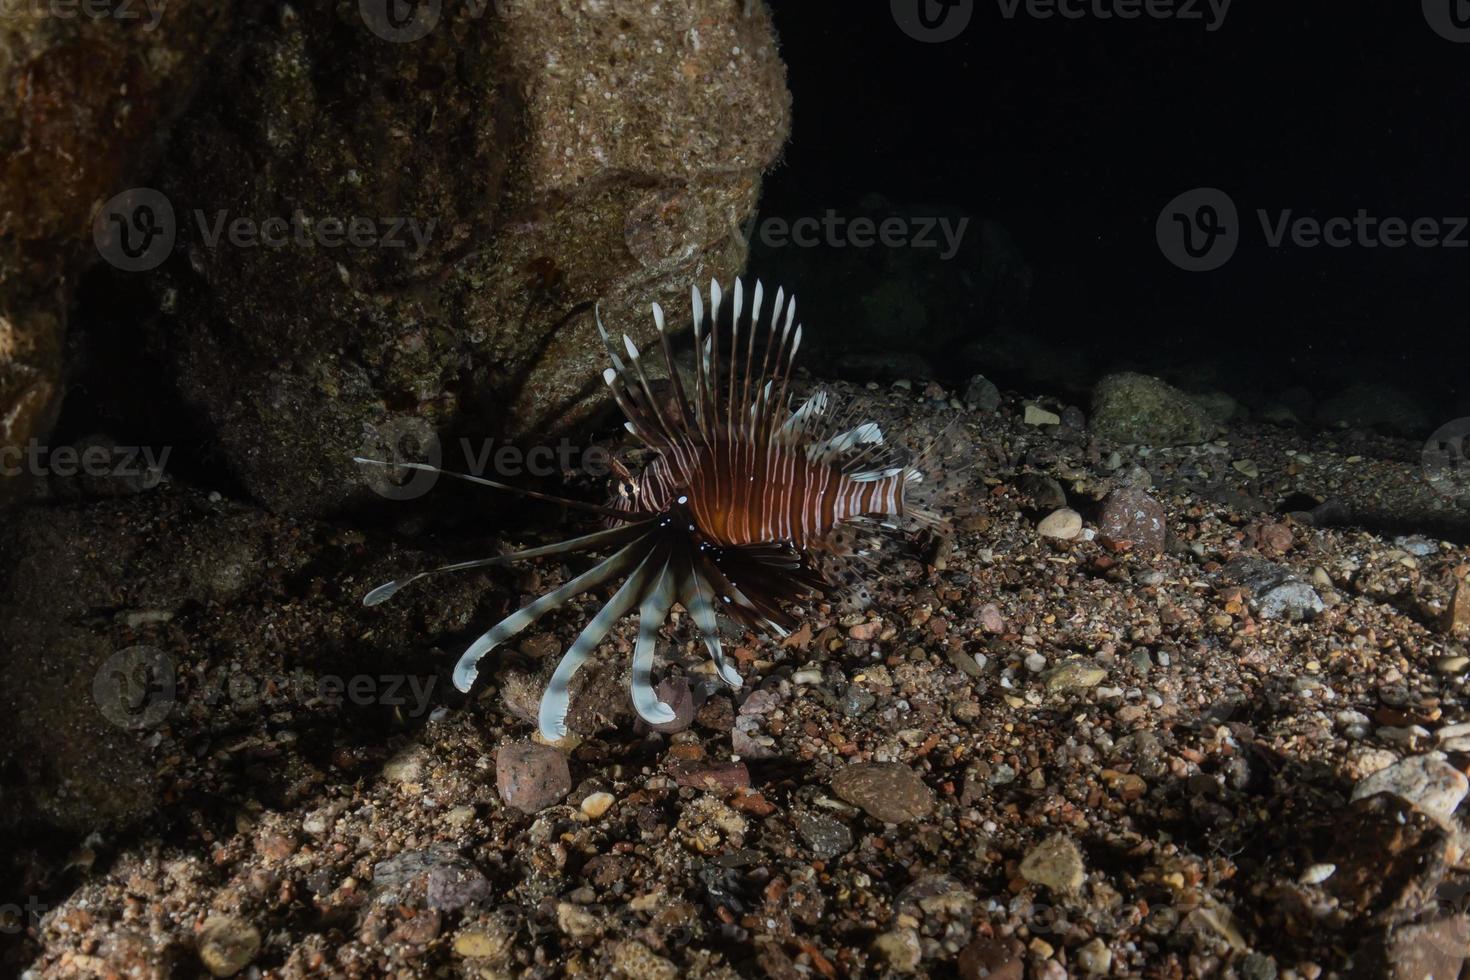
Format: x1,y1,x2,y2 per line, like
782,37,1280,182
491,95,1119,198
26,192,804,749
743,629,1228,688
147,1,791,514
1091,372,1219,447
0,0,237,503
1316,382,1429,437
749,201,1033,380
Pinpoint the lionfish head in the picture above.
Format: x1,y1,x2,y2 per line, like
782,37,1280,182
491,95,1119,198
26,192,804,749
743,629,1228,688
360,279,949,740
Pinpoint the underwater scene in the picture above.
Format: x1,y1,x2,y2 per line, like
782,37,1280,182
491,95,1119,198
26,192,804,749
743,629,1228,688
2,1,1469,976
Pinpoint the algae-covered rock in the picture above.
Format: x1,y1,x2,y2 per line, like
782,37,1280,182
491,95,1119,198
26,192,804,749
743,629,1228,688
1091,371,1219,446
149,0,791,515
1316,382,1429,437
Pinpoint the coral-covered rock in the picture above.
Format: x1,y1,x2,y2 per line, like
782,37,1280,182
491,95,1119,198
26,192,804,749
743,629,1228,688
1091,371,1219,447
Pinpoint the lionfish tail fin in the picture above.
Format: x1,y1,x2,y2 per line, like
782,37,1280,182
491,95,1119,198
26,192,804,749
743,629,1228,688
898,413,969,529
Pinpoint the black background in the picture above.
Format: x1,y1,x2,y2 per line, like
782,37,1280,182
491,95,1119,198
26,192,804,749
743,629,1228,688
756,0,1469,421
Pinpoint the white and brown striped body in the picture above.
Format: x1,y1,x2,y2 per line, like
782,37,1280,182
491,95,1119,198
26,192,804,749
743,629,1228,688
615,435,906,548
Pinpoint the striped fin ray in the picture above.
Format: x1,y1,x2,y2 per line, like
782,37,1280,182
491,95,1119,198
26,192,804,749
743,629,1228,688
677,546,743,690
696,549,795,635
651,302,699,434
674,279,805,448
630,550,678,726
761,296,801,447
537,542,664,739
619,333,682,445
777,387,830,444
596,307,670,448
354,458,643,520
363,519,655,607
451,531,654,692
726,278,742,439
808,421,884,466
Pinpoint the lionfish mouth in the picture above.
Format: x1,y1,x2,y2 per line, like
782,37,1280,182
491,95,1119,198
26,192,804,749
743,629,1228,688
359,279,944,740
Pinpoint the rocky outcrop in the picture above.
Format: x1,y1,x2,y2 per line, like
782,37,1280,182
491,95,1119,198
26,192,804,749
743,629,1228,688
0,0,237,502
147,1,791,514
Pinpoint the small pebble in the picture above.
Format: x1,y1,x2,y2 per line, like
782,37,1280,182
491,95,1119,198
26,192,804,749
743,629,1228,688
197,916,261,978
580,792,615,819
831,762,935,823
1020,833,1086,895
1037,508,1083,540
1024,403,1061,426
496,742,571,813
1299,863,1336,885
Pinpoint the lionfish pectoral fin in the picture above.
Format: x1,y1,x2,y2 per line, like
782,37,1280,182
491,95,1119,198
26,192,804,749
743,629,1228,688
363,521,654,608
451,533,652,693
353,457,638,520
537,545,663,740
630,556,678,726
679,562,743,690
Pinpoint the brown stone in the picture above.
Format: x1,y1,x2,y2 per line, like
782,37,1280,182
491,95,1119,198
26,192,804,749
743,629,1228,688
957,936,1025,980
495,742,571,813
831,762,934,824
1096,487,1167,555
669,758,751,793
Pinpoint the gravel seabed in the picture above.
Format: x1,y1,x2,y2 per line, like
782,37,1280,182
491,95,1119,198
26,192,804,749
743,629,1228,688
11,378,1470,979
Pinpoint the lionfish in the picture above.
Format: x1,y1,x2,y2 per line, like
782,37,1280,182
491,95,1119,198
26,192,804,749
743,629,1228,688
359,279,946,740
